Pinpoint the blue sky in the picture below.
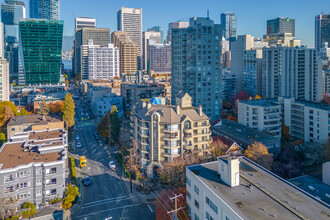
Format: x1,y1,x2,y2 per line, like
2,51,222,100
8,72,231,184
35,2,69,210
26,0,329,47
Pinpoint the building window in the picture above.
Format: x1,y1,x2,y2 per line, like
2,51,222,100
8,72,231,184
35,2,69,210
194,213,199,220
4,186,14,193
50,168,57,174
51,189,56,195
50,178,56,185
10,128,15,131
194,185,199,195
20,182,27,188
36,190,42,197
37,169,42,175
194,200,199,209
206,212,214,220
36,179,42,186
4,174,14,182
206,196,218,214
187,177,191,187
187,191,191,200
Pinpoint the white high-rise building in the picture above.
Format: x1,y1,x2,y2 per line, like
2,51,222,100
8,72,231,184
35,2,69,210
0,21,4,58
117,7,142,68
75,17,96,31
262,46,322,102
231,34,255,93
81,40,119,81
166,21,189,43
142,30,161,71
0,58,9,101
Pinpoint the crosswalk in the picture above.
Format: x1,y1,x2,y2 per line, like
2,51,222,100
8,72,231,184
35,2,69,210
77,122,94,128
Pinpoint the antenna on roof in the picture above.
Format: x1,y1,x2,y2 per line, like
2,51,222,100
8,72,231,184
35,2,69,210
207,9,210,19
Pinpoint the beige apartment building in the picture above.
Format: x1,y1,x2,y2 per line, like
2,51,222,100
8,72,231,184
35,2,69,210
130,93,212,177
7,115,64,139
111,32,137,74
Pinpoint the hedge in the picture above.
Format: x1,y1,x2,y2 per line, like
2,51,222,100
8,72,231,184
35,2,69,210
115,153,131,179
71,156,76,179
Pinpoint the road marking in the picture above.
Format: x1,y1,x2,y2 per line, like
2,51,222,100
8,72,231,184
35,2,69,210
77,203,142,219
114,185,117,190
83,196,126,206
104,186,107,192
82,197,130,209
148,205,153,213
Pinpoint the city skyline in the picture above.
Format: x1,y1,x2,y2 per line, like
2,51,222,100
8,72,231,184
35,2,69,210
52,0,330,48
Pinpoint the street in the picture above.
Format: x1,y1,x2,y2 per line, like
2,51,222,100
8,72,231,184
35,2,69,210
69,89,155,220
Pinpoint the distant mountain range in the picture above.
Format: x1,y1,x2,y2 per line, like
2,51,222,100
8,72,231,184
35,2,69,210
62,35,74,51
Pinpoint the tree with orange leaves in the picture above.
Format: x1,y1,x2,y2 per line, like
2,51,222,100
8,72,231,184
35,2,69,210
156,187,189,220
244,142,273,170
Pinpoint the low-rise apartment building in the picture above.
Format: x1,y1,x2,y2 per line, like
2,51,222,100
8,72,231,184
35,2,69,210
7,115,64,139
186,156,330,220
130,93,212,176
238,97,330,144
92,93,124,120
121,83,166,112
238,99,282,138
0,129,67,210
212,119,281,155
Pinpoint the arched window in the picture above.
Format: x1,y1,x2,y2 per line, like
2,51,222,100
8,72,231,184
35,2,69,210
184,120,191,129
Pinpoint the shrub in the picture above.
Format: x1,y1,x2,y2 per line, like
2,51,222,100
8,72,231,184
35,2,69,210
50,197,62,204
71,156,76,179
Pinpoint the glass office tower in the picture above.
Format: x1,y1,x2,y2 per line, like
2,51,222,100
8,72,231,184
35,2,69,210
29,0,60,20
1,0,26,81
19,19,63,85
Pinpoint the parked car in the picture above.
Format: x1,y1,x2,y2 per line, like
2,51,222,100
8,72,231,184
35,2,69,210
77,141,82,148
109,161,116,170
83,176,91,186
76,135,79,140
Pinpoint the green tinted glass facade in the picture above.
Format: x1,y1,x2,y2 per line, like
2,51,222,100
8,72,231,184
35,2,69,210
19,19,63,84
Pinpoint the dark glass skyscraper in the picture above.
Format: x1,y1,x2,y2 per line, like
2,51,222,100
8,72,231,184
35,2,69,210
220,12,237,41
1,0,26,80
267,17,295,36
19,19,63,85
315,14,330,52
29,0,60,20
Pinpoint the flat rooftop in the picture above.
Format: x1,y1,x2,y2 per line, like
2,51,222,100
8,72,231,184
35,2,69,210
289,175,330,205
0,143,63,169
240,99,279,107
0,129,66,169
212,119,279,145
8,114,61,126
188,158,330,220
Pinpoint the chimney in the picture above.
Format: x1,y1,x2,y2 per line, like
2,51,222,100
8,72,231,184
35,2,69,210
198,105,203,116
218,156,240,187
176,105,180,115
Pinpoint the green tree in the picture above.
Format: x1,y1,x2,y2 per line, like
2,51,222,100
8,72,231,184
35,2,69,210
0,133,5,146
62,93,75,128
98,111,110,139
37,101,49,116
110,105,120,141
19,107,30,116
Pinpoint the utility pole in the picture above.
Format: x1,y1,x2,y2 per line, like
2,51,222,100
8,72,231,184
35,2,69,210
167,194,184,220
